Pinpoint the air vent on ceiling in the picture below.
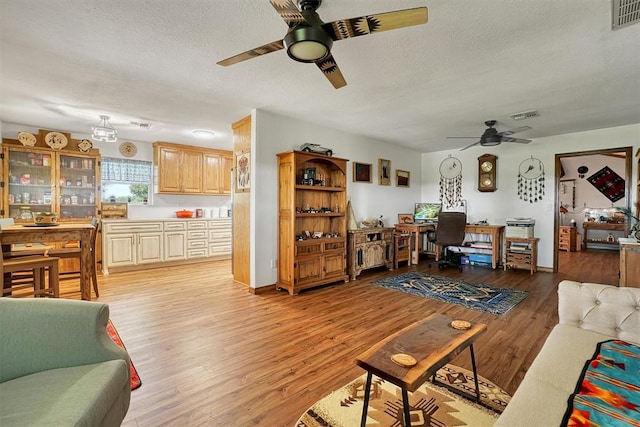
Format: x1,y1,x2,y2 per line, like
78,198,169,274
612,0,640,30
130,121,152,129
509,110,539,121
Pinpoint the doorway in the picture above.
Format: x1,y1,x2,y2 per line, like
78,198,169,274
553,147,632,276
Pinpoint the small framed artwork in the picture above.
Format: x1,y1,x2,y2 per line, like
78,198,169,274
397,213,414,224
235,151,251,192
396,169,410,187
353,162,373,183
378,158,391,185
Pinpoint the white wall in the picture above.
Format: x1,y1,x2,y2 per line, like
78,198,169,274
252,109,423,289
421,124,639,269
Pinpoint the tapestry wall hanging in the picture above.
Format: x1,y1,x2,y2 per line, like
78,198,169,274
587,166,625,202
439,155,463,209
517,156,545,203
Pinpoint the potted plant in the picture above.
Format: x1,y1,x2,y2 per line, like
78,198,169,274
616,202,640,239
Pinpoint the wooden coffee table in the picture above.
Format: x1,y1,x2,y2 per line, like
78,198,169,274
356,313,487,427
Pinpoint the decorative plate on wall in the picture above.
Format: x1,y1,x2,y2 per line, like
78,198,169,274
119,142,137,157
77,139,93,153
17,131,37,147
44,131,68,150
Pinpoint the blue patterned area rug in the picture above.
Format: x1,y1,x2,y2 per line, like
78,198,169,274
373,272,528,315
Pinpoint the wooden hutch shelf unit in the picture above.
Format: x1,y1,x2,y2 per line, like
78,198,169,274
2,130,101,223
276,151,349,295
347,228,394,280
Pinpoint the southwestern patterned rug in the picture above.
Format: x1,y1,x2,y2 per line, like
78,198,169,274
373,272,528,315
296,364,511,427
107,320,142,390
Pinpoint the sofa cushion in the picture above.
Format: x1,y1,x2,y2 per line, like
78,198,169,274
0,360,129,427
495,324,612,427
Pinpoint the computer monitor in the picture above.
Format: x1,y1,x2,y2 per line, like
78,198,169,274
414,203,442,223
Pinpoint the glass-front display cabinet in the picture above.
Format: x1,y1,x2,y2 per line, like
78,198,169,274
2,134,101,223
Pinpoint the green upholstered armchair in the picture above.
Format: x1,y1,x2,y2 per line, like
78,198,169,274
0,298,131,426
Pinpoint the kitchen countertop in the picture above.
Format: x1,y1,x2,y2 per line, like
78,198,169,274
102,217,231,222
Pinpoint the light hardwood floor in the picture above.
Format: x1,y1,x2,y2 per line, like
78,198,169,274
54,249,618,426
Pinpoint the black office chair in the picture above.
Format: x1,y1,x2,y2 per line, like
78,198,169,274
426,212,467,271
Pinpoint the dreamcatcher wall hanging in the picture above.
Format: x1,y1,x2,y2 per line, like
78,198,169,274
439,155,463,208
517,156,545,203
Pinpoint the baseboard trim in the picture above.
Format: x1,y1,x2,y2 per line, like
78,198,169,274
250,284,276,294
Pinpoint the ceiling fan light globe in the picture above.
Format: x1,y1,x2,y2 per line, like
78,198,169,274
481,141,501,146
284,26,332,63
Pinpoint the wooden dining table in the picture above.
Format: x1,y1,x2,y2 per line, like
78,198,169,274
1,223,95,300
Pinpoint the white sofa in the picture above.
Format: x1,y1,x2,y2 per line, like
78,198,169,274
495,280,640,426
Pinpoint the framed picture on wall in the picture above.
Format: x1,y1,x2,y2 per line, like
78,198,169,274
235,151,250,192
378,158,391,185
396,169,410,187
353,162,372,183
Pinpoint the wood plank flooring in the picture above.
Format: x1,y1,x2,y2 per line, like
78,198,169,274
53,249,618,426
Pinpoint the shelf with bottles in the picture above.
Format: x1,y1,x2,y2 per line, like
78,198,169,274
59,157,96,170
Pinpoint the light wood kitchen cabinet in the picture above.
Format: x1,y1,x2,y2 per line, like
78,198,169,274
164,221,188,260
276,150,349,295
202,153,233,195
102,218,231,274
153,141,231,195
103,222,164,269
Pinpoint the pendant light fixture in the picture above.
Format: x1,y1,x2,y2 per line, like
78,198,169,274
91,115,117,142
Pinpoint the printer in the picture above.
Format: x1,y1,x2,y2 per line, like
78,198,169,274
506,218,535,238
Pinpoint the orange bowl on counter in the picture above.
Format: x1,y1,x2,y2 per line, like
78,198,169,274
175,210,194,218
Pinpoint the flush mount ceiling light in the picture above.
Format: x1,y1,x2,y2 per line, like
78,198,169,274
192,129,216,139
91,115,117,143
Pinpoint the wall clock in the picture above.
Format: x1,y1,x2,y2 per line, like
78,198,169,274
438,155,463,208
119,142,137,157
478,154,497,192
517,156,545,203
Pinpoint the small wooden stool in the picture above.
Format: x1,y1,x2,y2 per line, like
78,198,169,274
393,233,411,269
2,254,60,298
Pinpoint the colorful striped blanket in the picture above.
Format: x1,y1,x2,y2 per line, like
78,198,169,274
562,340,640,426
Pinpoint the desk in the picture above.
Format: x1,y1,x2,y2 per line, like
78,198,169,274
1,224,94,300
356,313,487,427
394,223,434,264
394,223,505,269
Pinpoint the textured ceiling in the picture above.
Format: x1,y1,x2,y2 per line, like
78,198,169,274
1,0,639,152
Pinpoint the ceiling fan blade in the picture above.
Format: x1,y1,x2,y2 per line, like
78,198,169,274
497,125,532,137
217,40,284,66
322,7,427,41
501,137,532,144
316,54,346,89
460,141,481,151
269,0,305,27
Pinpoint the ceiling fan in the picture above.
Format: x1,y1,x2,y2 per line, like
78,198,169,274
449,120,533,151
217,0,428,89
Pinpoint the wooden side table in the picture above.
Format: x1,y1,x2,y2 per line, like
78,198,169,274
504,237,539,274
356,314,487,427
619,239,640,287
